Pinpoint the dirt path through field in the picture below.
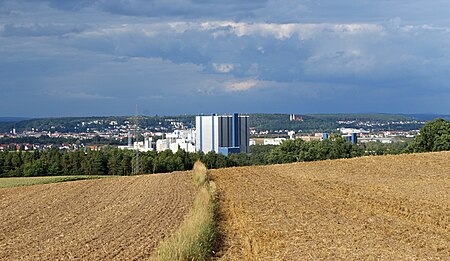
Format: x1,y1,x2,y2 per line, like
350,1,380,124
0,171,196,260
211,152,450,260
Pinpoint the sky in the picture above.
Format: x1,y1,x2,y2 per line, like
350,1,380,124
1,0,450,117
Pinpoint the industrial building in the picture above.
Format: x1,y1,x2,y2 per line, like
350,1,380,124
342,133,358,144
323,132,358,144
118,136,154,152
196,113,249,155
156,129,196,153
118,129,196,153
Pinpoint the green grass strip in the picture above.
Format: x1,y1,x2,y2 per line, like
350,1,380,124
153,161,217,261
0,176,110,189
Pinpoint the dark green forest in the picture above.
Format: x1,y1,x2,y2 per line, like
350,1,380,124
0,135,124,147
249,113,422,132
0,115,195,133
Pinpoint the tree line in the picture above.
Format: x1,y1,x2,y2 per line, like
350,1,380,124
407,118,450,152
0,137,358,177
0,119,448,177
0,135,125,147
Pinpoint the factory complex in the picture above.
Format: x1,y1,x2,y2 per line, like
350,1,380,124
119,113,249,155
118,113,373,155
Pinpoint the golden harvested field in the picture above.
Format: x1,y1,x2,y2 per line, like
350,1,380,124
211,151,450,260
0,171,196,260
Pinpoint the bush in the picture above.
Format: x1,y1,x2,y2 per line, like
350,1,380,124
268,135,363,164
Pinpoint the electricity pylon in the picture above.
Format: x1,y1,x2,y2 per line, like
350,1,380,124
132,105,141,175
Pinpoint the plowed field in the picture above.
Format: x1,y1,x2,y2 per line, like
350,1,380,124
0,171,196,260
211,152,450,260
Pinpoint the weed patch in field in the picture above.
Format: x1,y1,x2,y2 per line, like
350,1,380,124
193,160,208,187
154,162,216,261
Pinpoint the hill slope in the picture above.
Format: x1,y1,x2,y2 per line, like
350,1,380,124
211,152,450,260
0,172,196,260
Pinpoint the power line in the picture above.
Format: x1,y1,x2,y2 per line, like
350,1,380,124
132,104,140,175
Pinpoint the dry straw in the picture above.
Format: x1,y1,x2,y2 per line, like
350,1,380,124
153,161,216,261
193,161,209,187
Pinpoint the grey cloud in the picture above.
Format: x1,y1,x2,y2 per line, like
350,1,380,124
3,18,449,90
96,0,267,19
4,0,450,25
1,0,450,116
1,23,89,37
20,0,268,20
48,0,95,11
48,90,116,100
59,21,450,89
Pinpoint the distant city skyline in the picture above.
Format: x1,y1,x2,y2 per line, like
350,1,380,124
1,0,450,117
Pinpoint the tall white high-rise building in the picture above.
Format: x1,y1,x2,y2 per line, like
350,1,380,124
195,113,249,155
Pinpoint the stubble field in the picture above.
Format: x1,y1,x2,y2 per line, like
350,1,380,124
211,151,450,260
0,152,449,260
0,171,196,260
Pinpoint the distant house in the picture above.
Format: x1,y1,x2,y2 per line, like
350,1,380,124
87,145,101,151
263,138,286,146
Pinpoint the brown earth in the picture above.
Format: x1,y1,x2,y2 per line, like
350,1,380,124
211,151,450,260
0,171,196,260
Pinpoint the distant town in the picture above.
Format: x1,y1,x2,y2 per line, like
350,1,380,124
0,113,431,153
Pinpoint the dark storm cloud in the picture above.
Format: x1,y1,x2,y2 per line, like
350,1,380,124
56,21,449,88
0,0,449,116
4,0,450,24
12,0,268,20
99,0,267,18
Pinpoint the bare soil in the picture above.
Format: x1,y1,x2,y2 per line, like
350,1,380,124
0,171,196,260
211,152,450,260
